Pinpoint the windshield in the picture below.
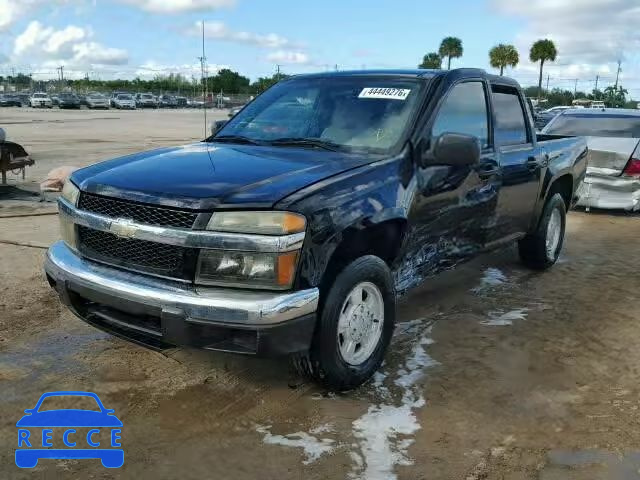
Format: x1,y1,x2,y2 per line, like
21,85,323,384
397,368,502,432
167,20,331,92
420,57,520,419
88,94,104,99
546,113,640,138
215,76,425,153
33,93,47,98
141,94,153,99
117,94,133,100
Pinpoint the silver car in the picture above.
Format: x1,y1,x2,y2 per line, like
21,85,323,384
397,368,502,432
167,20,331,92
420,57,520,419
86,93,109,109
113,94,136,110
543,109,640,211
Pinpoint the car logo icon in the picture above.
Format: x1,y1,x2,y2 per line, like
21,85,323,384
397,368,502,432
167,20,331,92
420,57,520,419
16,391,123,468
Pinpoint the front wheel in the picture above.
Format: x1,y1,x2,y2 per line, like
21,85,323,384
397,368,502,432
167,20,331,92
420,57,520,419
519,193,566,270
292,255,395,391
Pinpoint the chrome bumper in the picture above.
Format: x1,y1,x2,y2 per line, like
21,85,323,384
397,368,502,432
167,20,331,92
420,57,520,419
45,241,319,326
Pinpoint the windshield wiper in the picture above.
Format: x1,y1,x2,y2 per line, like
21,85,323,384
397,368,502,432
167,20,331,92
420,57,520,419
210,135,263,145
267,137,344,152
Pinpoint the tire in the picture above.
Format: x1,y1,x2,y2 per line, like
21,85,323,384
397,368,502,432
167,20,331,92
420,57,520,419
518,193,566,270
292,255,396,391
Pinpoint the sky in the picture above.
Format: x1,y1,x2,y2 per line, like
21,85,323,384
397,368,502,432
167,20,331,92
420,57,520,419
0,0,639,97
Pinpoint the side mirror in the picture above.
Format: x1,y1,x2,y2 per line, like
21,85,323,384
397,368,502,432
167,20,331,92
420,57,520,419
427,133,481,167
210,120,227,136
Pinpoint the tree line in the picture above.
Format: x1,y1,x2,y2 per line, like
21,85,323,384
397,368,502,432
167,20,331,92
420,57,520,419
419,37,631,107
0,69,288,96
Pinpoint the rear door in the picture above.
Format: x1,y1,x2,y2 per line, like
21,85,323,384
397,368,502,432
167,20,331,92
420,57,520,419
488,84,543,241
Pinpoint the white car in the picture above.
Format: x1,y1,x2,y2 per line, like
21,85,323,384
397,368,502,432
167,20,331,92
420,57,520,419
30,93,53,108
113,94,136,110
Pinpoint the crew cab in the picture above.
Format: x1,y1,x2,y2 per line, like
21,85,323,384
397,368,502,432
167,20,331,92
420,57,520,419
44,69,587,390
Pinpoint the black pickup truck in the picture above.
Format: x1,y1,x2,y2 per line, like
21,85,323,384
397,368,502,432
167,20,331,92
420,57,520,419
45,69,587,390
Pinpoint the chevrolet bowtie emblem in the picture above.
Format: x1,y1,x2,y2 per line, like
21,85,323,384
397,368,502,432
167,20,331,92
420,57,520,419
109,218,137,239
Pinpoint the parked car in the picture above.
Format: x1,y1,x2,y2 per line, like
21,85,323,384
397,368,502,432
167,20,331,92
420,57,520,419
113,93,136,110
228,105,245,118
135,93,158,108
159,95,178,108
175,96,188,108
109,91,127,108
29,92,53,108
58,93,82,109
543,108,640,211
0,94,22,107
534,106,576,130
45,69,587,390
590,101,606,109
77,94,89,107
86,93,110,109
14,93,30,106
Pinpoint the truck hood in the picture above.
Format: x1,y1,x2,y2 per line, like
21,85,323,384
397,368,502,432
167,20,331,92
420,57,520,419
72,142,379,209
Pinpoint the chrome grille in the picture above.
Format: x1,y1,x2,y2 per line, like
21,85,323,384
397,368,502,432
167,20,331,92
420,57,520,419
78,192,198,228
78,226,195,279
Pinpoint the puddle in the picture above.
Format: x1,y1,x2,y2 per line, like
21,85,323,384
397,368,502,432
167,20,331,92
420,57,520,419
545,449,640,479
255,425,336,464
255,318,438,479
481,308,528,326
472,268,507,294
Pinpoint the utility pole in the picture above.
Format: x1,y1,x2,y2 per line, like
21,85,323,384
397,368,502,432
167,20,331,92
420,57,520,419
546,74,550,92
574,78,578,97
276,64,281,75
614,59,622,90
334,64,339,71
199,20,208,138
595,75,599,98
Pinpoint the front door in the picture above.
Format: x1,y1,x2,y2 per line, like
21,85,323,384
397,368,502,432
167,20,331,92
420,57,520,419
398,80,500,291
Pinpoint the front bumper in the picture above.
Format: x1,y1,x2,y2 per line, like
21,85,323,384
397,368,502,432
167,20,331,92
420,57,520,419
45,241,319,355
576,172,640,211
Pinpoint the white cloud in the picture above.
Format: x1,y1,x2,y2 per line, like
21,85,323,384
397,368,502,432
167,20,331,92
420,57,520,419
266,50,310,65
12,21,128,68
187,21,297,49
0,0,74,32
118,0,234,14
493,0,640,77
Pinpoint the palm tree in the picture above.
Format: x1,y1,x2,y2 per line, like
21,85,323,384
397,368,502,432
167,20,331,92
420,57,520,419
419,52,442,69
529,39,557,101
439,37,463,70
489,44,519,76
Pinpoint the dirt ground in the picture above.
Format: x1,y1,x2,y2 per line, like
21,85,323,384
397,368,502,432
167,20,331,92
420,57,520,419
1,107,640,479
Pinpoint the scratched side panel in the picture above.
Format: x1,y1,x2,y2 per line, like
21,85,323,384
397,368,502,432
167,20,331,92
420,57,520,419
279,151,494,295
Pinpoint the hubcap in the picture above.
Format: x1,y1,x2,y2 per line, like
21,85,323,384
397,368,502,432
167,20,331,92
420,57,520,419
337,282,384,366
546,208,562,260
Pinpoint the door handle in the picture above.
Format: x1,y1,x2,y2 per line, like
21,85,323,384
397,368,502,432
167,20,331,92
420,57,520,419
477,163,500,179
526,156,541,170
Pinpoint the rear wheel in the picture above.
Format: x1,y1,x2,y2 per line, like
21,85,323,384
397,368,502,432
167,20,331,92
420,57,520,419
519,193,566,270
292,255,395,391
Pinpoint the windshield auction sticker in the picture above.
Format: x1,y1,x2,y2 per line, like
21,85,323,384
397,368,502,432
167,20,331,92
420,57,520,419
358,87,411,100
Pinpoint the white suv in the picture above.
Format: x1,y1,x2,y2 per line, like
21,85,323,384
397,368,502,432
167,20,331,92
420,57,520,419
30,93,53,108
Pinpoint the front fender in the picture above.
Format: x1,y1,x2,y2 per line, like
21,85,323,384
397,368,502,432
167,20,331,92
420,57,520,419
280,155,413,289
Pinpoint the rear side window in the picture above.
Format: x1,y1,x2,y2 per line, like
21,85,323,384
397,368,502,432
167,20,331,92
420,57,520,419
492,86,529,146
545,114,640,138
432,81,489,148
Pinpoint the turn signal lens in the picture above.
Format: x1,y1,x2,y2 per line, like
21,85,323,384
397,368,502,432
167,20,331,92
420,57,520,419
206,211,306,235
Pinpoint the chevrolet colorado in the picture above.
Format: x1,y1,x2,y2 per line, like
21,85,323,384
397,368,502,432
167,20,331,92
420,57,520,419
45,69,587,390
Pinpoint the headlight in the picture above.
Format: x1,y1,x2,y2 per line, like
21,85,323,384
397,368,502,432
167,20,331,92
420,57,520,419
196,250,298,289
206,211,306,235
59,211,78,251
61,180,80,206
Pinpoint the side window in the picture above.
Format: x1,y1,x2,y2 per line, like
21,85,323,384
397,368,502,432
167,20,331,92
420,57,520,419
492,86,529,146
432,82,489,148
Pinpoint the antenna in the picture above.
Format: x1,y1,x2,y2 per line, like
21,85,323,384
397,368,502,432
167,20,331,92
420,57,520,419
199,20,208,138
